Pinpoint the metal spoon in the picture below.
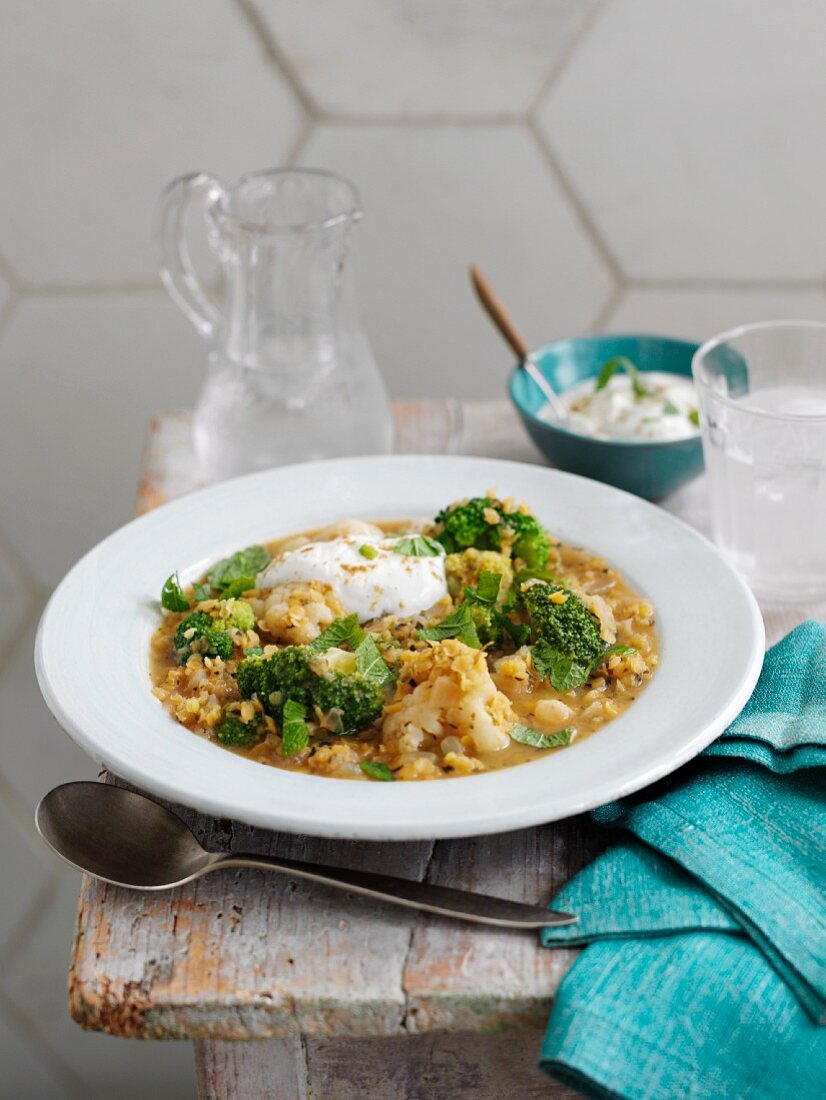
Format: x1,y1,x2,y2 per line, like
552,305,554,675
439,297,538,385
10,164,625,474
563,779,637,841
36,783,576,930
469,265,568,423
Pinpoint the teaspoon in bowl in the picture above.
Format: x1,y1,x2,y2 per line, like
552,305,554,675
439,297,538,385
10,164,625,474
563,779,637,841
36,782,577,930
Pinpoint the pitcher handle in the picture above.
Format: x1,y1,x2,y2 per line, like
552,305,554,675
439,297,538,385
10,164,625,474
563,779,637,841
157,172,227,339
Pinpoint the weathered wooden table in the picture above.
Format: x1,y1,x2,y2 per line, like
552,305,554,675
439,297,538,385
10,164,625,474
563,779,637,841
69,401,824,1100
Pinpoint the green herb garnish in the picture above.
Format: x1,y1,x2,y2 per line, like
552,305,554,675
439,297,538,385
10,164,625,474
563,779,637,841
603,644,636,658
595,357,652,399
310,614,365,654
359,761,395,781
510,723,574,749
219,575,256,599
689,408,700,427
359,544,379,560
243,646,264,657
663,399,679,415
394,534,444,557
531,640,592,692
281,698,310,756
192,581,212,603
354,634,396,687
418,603,481,648
161,573,190,612
208,546,269,592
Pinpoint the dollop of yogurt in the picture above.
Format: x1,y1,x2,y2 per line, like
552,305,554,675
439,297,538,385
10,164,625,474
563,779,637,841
540,371,700,442
256,536,447,623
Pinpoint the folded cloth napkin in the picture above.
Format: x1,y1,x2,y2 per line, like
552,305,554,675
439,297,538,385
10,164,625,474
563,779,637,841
540,620,826,1100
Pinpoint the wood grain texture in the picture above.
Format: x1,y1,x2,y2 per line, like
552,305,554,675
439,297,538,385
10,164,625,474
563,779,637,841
70,400,825,1057
195,1031,583,1100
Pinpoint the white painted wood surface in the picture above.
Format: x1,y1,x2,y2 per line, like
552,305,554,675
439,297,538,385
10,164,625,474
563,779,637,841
70,401,824,1099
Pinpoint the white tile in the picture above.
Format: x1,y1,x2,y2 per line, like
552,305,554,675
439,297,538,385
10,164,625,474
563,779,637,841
0,798,52,957
0,1009,69,1099
538,0,826,279
0,294,204,587
299,125,614,399
258,0,601,118
0,620,97,813
0,0,304,286
2,872,195,1100
0,544,33,656
607,289,826,343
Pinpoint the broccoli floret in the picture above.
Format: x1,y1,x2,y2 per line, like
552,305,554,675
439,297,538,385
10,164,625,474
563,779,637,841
521,582,603,665
173,611,233,664
236,644,384,733
312,675,384,734
214,713,265,748
435,498,551,569
219,598,256,632
445,548,513,600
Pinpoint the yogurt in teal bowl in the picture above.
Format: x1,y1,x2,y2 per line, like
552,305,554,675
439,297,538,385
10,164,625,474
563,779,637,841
509,334,703,501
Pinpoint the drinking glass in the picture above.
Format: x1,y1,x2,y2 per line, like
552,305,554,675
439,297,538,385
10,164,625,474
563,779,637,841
158,168,392,483
692,321,826,602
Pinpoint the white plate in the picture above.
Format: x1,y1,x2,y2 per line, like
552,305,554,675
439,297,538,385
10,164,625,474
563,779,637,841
36,455,764,841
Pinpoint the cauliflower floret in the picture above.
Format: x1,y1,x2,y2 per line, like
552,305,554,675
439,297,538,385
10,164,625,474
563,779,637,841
444,548,513,601
259,581,345,645
382,638,514,754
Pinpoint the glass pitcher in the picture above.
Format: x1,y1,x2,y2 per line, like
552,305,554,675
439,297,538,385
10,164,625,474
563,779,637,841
158,168,392,483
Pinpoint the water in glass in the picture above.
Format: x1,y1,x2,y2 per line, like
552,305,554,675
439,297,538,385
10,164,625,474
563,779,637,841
158,169,392,483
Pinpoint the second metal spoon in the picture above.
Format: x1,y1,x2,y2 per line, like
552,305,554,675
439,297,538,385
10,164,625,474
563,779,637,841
469,265,568,423
36,782,576,930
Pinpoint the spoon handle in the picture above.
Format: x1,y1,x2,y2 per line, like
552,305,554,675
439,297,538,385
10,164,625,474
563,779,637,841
213,852,576,930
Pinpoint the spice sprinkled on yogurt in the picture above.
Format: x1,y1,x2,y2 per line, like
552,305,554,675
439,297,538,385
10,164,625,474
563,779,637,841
539,357,700,442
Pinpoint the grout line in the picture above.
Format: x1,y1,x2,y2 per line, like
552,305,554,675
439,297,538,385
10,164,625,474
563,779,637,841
627,275,826,293
528,118,625,286
284,117,315,166
318,113,526,127
233,0,320,120
0,249,24,293
589,283,626,333
21,280,165,298
528,0,614,117
0,871,61,972
0,985,86,1096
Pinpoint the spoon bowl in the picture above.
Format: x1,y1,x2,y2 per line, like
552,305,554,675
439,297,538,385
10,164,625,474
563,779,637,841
37,782,213,889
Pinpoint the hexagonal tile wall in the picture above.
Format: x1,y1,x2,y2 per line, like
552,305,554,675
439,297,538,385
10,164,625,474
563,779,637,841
254,0,604,119
537,0,826,280
0,0,306,287
299,124,616,397
606,288,826,342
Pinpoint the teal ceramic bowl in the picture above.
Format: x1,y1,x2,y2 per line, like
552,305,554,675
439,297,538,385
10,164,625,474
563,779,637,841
509,334,703,501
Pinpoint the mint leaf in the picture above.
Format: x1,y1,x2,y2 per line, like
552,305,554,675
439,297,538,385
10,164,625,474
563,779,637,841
394,534,444,557
281,698,309,756
192,581,212,603
418,603,481,648
309,614,365,654
689,408,700,427
359,761,395,781
595,357,652,399
511,722,574,749
161,573,190,612
532,639,592,692
208,546,269,592
603,643,636,658
354,634,395,687
359,544,379,560
219,575,256,599
472,571,502,605
501,618,531,647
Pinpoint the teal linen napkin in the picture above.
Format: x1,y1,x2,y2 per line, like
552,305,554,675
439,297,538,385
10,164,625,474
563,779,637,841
540,620,826,1099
